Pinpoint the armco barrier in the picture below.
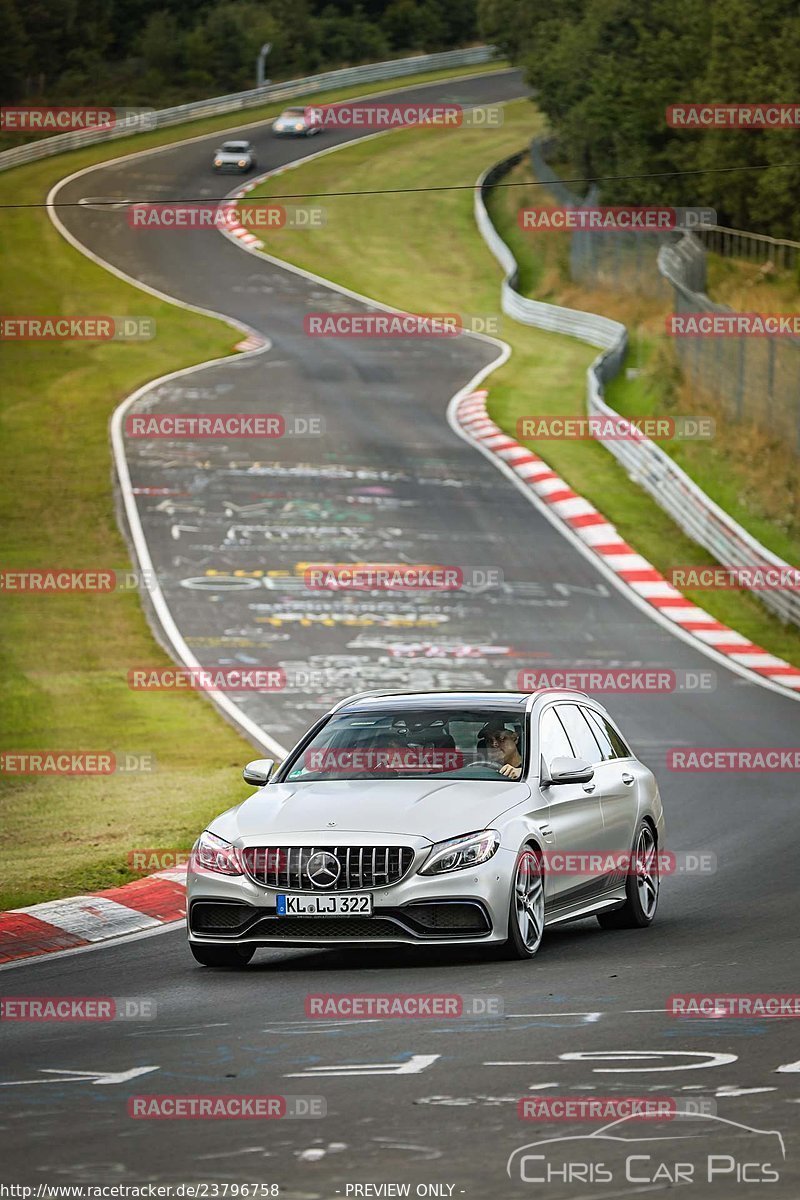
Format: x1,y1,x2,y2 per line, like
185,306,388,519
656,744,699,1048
475,156,800,629
0,46,497,172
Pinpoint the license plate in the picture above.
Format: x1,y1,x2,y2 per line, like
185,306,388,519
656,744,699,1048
276,893,373,916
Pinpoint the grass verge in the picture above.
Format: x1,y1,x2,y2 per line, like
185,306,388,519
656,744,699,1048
247,98,800,669
0,63,509,911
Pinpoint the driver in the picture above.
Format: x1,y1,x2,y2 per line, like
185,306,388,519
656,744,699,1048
482,720,523,780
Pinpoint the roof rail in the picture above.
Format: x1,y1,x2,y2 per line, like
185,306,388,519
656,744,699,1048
528,687,591,699
328,689,417,713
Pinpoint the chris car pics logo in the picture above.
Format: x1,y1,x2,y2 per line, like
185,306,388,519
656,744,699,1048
507,1112,784,1186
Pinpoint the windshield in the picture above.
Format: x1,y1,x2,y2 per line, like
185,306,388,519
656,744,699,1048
282,708,526,782
278,108,304,119
221,142,247,151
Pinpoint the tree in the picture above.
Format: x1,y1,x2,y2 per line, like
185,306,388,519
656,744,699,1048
0,0,31,101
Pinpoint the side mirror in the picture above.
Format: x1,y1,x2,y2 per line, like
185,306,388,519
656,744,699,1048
242,758,275,787
546,756,594,785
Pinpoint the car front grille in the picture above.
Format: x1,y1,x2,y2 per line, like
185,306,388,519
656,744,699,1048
242,845,415,891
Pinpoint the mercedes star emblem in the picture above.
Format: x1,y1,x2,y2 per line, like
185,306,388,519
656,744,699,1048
306,850,341,889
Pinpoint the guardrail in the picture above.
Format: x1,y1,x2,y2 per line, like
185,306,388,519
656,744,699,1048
475,155,800,629
693,224,800,271
0,45,497,173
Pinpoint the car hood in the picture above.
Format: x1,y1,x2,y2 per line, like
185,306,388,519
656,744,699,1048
274,118,303,128
217,151,249,160
210,777,529,844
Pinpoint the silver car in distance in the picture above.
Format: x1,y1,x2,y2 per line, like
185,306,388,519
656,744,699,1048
187,690,665,967
212,140,257,172
272,106,321,136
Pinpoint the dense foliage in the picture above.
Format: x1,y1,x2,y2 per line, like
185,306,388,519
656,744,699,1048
1,0,477,106
478,0,800,239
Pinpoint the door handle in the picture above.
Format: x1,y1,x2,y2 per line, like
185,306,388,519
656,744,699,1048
583,783,596,793
621,772,635,785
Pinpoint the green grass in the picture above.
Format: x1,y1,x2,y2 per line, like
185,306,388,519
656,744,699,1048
246,97,800,669
0,62,509,911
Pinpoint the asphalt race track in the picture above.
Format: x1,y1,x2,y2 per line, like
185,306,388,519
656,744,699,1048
2,70,798,1197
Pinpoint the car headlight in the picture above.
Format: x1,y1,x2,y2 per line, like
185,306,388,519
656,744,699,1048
214,158,223,166
238,159,247,167
295,123,304,131
192,830,243,876
418,829,500,875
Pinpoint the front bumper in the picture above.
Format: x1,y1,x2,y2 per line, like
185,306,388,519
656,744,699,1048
187,848,515,947
213,162,251,172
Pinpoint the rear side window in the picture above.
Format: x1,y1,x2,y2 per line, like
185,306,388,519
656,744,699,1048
538,707,575,768
555,704,605,765
585,708,632,759
581,708,615,761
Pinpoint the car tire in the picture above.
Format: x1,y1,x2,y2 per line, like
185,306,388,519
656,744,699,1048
501,846,545,959
190,943,255,968
597,820,659,929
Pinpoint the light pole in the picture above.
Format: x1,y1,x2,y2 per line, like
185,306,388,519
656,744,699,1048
257,43,272,88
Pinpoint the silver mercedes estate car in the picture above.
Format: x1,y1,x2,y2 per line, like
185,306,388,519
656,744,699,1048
187,690,664,967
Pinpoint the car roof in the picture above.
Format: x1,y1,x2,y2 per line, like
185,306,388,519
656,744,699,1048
334,689,590,714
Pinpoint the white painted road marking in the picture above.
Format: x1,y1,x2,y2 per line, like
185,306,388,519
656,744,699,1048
286,1054,440,1077
486,1050,739,1072
560,1050,738,1072
0,1066,160,1087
